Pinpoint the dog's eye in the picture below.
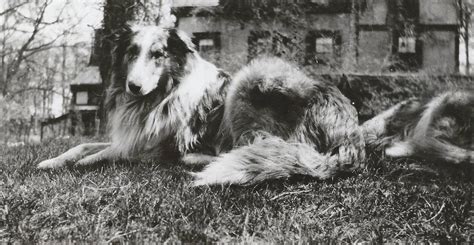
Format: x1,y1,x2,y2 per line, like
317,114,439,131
127,45,140,60
150,50,165,59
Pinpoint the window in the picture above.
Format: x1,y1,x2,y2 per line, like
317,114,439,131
306,30,341,66
315,37,334,54
387,0,420,72
198,38,215,52
192,32,220,52
309,0,329,5
398,37,416,53
76,91,88,105
192,32,221,61
390,35,422,72
173,0,219,7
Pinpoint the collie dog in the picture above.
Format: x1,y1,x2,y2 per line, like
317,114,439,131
38,24,230,169
360,90,473,164
38,24,366,185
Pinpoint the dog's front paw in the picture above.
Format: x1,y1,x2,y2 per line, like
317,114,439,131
182,153,216,166
385,141,414,157
37,158,67,169
189,161,250,186
75,155,100,167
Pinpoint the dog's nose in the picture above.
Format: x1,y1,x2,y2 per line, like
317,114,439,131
128,83,141,95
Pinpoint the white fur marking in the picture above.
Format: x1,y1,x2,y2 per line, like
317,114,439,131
145,55,223,152
127,25,169,95
386,141,414,157
37,143,111,169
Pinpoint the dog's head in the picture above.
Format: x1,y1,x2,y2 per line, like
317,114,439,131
116,25,195,96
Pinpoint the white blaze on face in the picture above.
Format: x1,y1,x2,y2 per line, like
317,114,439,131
126,26,169,95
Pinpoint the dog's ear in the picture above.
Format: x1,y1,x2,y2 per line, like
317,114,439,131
167,29,194,55
112,24,132,54
110,24,133,89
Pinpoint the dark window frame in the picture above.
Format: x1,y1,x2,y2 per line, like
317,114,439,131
389,34,423,72
191,32,221,52
303,0,351,14
305,30,342,66
388,0,422,72
71,85,103,106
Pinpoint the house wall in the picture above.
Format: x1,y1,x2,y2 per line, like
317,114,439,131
419,0,459,73
357,31,392,72
359,0,388,25
178,17,249,72
419,0,458,25
178,13,353,72
421,30,458,72
176,0,460,73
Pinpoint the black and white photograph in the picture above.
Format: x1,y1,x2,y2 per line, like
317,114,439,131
1,0,473,242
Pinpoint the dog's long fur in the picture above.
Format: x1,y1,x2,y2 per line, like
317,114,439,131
38,24,367,186
105,25,230,158
191,58,366,185
38,24,230,168
361,90,474,164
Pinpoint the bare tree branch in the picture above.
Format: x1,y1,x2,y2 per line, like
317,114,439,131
1,0,92,121
0,1,28,16
2,0,50,95
8,86,67,99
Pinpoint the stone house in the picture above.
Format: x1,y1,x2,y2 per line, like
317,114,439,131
173,0,461,73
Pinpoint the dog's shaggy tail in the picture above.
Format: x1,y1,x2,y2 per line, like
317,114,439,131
192,135,339,186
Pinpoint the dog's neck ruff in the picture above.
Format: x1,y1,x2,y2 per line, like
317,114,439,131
108,88,163,156
143,53,225,153
107,52,222,157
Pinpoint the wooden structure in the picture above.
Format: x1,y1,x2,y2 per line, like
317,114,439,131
40,66,103,140
69,66,103,136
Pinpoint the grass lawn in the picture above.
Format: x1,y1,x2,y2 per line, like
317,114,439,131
1,138,472,243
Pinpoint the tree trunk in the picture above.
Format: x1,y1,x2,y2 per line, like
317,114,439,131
466,12,471,74
98,0,137,134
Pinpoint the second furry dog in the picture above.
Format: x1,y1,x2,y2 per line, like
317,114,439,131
361,90,473,164
189,57,366,185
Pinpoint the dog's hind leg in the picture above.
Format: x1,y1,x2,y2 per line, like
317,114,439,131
37,142,111,169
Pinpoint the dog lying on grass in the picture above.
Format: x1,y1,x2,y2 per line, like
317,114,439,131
38,23,366,185
361,90,473,164
189,57,366,185
38,24,230,169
